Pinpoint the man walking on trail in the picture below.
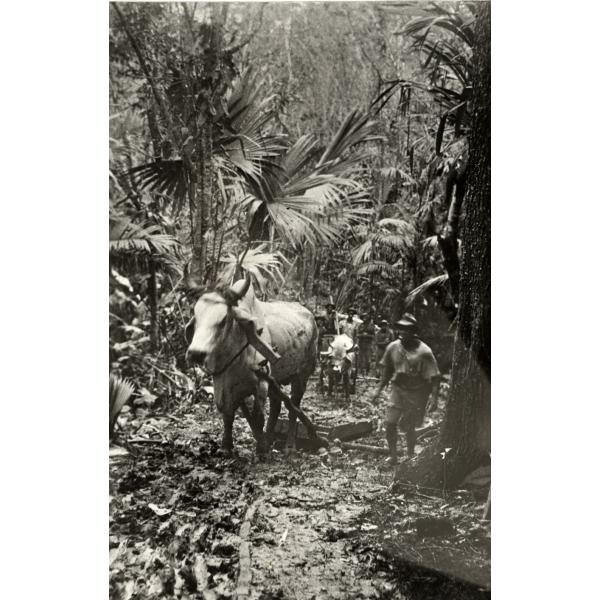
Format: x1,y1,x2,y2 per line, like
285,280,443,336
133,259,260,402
374,319,393,378
324,302,338,334
357,314,375,375
372,314,440,465
341,307,358,340
315,314,327,352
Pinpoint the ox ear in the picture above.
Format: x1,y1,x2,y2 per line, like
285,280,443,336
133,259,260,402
231,307,281,364
184,317,195,344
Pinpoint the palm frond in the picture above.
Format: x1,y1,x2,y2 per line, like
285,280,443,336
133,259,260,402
248,107,376,248
283,134,321,176
351,240,373,267
356,261,402,278
379,166,418,185
109,218,181,258
217,244,290,292
316,109,380,170
405,273,449,306
402,10,475,49
377,217,416,233
127,159,189,213
422,235,439,249
373,233,413,253
109,374,135,438
126,68,285,213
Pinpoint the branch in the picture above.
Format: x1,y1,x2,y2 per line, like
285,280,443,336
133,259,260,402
112,3,182,152
437,151,468,304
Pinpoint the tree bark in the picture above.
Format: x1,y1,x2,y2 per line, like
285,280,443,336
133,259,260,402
189,124,214,286
398,2,491,489
438,1,491,487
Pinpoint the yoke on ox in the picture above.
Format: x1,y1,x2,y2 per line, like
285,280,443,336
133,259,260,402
185,273,318,456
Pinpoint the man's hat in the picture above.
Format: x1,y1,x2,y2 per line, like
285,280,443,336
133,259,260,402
325,302,335,309
395,313,418,331
379,319,388,325
347,307,357,314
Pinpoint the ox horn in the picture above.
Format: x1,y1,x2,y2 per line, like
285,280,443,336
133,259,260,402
229,270,251,301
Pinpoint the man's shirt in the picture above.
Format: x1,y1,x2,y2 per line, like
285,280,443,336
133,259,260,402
380,339,440,392
375,328,393,348
340,319,358,340
357,322,376,347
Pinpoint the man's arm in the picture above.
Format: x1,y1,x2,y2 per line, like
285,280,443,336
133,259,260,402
373,347,394,399
426,375,442,412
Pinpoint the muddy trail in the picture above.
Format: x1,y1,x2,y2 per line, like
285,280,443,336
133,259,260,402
110,377,490,600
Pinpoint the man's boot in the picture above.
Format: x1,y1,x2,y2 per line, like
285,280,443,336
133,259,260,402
385,423,399,465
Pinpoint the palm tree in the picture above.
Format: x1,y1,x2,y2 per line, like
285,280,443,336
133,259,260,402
375,1,475,144
128,77,379,281
110,212,182,350
245,109,379,249
217,244,289,293
372,1,476,306
113,2,380,289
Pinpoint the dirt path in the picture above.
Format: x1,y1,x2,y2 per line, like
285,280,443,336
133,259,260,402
110,377,489,600
244,452,391,599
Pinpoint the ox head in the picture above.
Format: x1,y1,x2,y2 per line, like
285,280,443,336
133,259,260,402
327,334,354,374
185,272,281,373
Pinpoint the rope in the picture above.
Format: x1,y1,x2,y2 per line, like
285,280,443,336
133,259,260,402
203,340,251,378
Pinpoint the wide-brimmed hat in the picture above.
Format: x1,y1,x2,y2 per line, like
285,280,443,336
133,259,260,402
395,313,418,331
347,307,357,314
325,302,335,309
379,319,388,325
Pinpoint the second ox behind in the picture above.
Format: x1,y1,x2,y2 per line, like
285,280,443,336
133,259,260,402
186,273,318,456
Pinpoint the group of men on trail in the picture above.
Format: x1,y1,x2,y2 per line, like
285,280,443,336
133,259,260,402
315,305,441,465
316,304,394,376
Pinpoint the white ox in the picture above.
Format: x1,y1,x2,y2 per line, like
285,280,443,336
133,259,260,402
185,273,318,455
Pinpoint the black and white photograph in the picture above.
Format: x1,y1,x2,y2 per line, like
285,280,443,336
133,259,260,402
108,2,491,598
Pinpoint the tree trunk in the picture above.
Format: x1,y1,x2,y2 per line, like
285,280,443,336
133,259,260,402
438,1,491,487
398,2,491,489
148,258,159,351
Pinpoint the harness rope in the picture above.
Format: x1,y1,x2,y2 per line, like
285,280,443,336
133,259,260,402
202,340,251,378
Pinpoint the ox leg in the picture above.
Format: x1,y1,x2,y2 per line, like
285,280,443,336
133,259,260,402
239,394,267,457
221,412,235,455
265,395,282,450
343,370,349,401
253,379,270,456
286,378,306,452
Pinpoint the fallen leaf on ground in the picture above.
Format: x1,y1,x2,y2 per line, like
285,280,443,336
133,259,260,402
148,503,171,517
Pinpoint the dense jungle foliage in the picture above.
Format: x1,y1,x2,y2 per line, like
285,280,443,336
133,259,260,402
110,1,481,413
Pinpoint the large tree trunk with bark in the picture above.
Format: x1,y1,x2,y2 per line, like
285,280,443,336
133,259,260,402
399,2,491,489
439,1,491,487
